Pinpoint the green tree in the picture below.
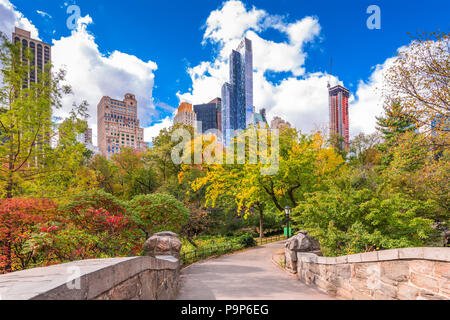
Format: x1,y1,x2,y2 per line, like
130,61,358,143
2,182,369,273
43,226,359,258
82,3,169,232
128,193,190,238
0,32,87,198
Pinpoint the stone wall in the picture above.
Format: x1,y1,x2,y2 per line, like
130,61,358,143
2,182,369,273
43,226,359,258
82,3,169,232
292,247,450,300
0,256,180,300
0,232,182,300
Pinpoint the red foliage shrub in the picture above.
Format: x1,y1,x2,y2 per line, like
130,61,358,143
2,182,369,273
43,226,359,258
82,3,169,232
0,198,57,274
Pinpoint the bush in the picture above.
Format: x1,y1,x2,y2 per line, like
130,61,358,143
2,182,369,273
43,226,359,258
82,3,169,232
128,193,190,238
34,191,142,263
237,233,256,248
0,198,58,273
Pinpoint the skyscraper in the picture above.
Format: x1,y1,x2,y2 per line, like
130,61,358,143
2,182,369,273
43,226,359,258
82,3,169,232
194,98,222,133
221,38,254,143
328,85,350,149
97,93,149,159
174,102,196,127
12,27,51,86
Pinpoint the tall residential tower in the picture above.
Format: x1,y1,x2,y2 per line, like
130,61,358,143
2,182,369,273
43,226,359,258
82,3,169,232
12,27,51,86
328,85,350,150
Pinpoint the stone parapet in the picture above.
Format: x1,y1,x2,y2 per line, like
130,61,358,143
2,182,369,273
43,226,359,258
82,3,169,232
292,247,450,300
0,256,180,300
0,232,183,300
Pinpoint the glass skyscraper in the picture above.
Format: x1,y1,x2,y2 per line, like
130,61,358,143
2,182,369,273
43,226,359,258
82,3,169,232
221,38,254,144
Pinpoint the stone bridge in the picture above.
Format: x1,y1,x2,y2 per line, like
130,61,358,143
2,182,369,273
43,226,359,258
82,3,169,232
0,231,448,300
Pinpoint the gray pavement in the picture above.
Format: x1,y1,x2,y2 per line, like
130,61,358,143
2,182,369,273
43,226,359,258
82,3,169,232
177,241,334,300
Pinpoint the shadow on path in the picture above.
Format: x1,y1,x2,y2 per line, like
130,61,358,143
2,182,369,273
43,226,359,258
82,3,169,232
177,241,334,300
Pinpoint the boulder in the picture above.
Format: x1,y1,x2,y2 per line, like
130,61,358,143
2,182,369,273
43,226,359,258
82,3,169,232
284,231,321,273
144,231,182,259
286,230,321,252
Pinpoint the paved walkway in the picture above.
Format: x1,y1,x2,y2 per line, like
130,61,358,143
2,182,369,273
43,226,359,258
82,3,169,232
177,241,334,300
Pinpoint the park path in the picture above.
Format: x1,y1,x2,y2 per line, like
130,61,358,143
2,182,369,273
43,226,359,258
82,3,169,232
176,241,334,300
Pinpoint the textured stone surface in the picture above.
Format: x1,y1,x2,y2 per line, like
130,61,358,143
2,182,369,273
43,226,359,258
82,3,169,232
0,233,182,300
144,231,182,259
284,232,320,273
286,246,450,300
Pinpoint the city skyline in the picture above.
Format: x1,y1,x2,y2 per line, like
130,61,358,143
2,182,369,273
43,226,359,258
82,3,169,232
0,0,448,145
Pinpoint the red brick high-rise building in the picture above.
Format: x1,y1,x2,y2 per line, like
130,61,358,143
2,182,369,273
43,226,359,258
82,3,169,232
328,85,350,149
97,93,149,159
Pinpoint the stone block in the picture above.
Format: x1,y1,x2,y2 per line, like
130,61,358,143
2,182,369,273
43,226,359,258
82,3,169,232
410,272,439,293
433,262,450,279
423,247,450,262
351,289,374,300
409,260,434,275
315,277,337,296
360,251,378,263
397,283,419,300
380,261,409,283
373,290,395,300
347,253,362,263
336,264,351,279
336,287,352,300
398,247,424,260
437,278,449,297
378,282,398,298
418,290,447,300
336,256,348,264
377,249,399,261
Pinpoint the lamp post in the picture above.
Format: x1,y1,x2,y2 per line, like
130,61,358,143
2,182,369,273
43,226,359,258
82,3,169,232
285,206,291,239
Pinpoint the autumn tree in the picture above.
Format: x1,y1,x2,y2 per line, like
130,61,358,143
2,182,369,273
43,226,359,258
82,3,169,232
383,31,449,146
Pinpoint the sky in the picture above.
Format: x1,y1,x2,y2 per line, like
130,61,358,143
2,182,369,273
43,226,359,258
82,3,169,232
0,0,449,145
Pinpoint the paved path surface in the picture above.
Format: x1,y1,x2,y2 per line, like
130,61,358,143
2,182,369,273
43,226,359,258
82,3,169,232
177,241,334,300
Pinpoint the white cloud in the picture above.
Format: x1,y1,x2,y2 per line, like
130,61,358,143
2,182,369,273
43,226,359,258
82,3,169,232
178,0,328,134
144,117,173,143
349,57,395,137
50,15,158,146
178,0,396,138
203,0,266,44
0,0,40,39
36,10,52,19
0,2,159,146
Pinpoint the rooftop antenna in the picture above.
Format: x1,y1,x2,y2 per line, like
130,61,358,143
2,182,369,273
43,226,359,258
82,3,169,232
327,58,333,89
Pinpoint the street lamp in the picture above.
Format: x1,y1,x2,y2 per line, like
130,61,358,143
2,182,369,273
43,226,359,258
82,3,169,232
285,206,291,239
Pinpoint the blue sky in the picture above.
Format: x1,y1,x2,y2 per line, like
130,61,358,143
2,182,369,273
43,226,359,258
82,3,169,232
1,0,449,143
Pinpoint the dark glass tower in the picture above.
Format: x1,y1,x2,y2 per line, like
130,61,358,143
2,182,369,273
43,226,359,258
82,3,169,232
221,38,254,144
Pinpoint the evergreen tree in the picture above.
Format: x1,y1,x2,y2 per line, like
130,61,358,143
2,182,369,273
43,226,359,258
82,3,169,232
376,100,416,166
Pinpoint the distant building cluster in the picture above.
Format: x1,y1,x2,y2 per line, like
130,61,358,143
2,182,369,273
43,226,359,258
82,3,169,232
14,26,352,157
174,36,351,148
270,116,291,130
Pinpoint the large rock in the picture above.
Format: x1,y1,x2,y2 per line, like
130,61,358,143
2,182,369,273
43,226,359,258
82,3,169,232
285,231,321,273
144,231,182,259
286,230,321,252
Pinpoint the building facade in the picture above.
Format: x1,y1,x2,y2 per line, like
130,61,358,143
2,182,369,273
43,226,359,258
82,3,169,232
97,93,149,159
12,27,51,86
328,85,350,149
221,38,254,143
193,98,222,134
271,116,291,130
174,102,196,127
253,108,267,127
